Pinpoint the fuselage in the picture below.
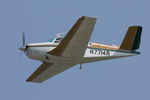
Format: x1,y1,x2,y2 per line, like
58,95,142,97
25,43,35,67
25,37,140,64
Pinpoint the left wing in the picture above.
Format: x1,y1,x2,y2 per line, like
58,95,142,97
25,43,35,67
26,63,75,83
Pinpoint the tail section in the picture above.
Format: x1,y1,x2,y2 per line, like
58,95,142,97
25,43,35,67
120,26,142,51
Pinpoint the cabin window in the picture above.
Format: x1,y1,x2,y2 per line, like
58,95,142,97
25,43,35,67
54,40,60,43
56,38,63,41
88,42,92,46
54,37,63,43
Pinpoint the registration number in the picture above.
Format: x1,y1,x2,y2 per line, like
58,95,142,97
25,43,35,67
90,49,110,56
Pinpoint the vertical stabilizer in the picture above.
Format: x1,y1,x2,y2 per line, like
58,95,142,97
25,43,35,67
120,26,142,51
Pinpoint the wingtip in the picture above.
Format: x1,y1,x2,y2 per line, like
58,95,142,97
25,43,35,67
80,16,97,20
26,79,43,83
26,78,33,83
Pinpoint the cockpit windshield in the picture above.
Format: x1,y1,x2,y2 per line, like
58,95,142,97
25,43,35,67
48,38,55,42
48,33,64,43
48,37,63,43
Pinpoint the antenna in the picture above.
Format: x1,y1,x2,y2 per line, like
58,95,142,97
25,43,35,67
56,33,61,37
56,32,65,37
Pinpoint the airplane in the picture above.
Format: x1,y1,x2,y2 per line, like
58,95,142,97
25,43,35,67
19,16,142,83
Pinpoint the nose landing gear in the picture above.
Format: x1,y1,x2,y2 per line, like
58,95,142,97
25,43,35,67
45,55,50,60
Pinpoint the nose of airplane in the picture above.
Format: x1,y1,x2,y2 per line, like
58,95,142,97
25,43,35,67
18,45,29,55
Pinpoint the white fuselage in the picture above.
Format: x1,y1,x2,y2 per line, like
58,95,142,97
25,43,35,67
25,42,139,64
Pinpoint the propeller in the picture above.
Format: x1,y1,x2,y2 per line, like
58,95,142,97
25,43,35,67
18,32,27,54
23,32,25,47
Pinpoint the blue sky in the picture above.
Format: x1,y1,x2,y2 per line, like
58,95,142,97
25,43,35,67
1,0,150,100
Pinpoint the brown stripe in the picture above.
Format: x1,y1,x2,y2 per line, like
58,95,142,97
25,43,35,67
120,26,138,50
48,16,85,56
26,63,53,82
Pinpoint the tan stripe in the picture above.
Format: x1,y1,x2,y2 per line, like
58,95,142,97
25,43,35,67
28,42,119,50
89,45,119,50
26,63,53,82
48,16,85,56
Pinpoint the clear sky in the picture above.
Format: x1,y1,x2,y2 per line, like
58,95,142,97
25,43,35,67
1,0,149,100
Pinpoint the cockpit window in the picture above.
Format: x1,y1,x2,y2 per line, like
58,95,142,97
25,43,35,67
56,38,63,41
48,37,63,43
54,40,60,43
54,37,63,43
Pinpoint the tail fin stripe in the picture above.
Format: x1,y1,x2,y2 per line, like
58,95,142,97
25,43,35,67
120,26,142,51
132,26,142,50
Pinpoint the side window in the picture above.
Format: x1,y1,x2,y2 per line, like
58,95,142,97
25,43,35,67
56,38,63,41
88,42,92,46
54,40,60,43
54,37,63,43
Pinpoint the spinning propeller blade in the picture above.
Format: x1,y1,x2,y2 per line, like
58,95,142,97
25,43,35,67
19,32,26,52
23,32,25,47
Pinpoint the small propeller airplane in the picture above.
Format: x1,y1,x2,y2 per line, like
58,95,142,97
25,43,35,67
19,16,142,83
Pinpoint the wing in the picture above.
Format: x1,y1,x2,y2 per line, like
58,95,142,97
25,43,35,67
48,16,97,57
26,63,75,83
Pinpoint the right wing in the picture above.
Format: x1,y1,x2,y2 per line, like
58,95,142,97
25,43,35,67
26,63,75,83
48,16,97,57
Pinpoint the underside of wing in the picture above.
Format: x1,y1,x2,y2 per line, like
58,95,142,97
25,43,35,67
48,16,97,57
26,63,75,83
